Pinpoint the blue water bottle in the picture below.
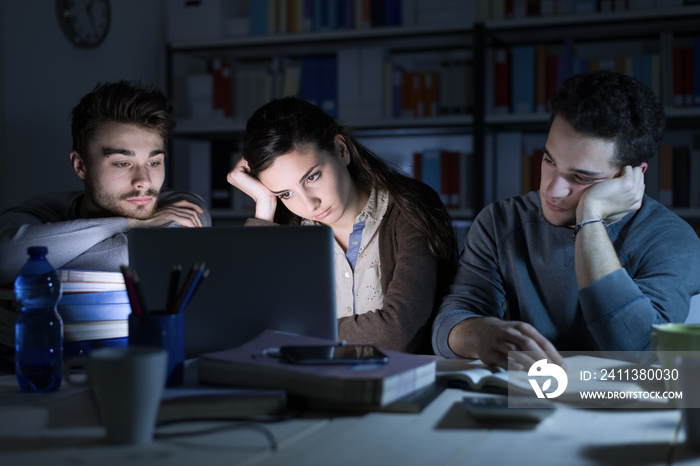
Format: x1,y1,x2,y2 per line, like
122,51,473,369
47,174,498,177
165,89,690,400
14,246,64,392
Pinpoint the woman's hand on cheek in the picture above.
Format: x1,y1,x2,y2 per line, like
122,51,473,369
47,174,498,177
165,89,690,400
227,157,278,222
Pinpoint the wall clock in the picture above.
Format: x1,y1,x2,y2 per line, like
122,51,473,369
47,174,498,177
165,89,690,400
56,0,111,48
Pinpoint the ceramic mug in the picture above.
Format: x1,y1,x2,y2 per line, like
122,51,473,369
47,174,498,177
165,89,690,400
65,346,167,445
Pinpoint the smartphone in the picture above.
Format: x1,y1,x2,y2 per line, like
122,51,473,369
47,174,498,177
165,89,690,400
278,344,389,365
462,396,554,422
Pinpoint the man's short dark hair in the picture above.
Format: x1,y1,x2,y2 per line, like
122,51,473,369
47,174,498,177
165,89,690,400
549,70,665,167
71,80,175,161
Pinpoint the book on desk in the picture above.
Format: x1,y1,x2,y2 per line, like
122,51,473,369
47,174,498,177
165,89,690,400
157,386,287,424
0,269,129,357
436,354,669,407
198,329,437,409
436,358,509,394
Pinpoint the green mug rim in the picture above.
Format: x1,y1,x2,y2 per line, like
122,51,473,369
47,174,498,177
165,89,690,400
655,323,700,334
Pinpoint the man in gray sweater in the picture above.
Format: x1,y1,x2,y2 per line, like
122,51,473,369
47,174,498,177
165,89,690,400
433,70,700,369
0,81,211,284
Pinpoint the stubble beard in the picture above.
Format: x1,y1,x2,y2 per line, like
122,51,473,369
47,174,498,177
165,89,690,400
84,178,159,220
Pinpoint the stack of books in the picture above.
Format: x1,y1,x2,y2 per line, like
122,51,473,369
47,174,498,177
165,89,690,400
0,269,131,359
198,329,437,410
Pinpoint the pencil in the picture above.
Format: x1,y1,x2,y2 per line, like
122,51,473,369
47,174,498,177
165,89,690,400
131,268,149,315
165,264,182,314
120,265,143,316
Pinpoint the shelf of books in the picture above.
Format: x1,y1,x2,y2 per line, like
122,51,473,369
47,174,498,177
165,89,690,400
166,0,700,226
166,1,479,223
473,3,700,232
0,270,130,361
169,39,474,138
481,8,700,118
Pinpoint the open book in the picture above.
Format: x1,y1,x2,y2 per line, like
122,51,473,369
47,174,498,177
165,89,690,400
437,354,669,407
436,358,508,393
198,329,436,408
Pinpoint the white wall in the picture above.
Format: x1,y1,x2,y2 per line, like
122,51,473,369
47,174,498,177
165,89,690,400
0,0,167,212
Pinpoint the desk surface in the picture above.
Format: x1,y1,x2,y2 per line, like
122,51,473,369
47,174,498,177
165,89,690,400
0,372,699,466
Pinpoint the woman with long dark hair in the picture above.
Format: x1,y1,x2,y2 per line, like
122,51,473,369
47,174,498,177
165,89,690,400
228,97,457,353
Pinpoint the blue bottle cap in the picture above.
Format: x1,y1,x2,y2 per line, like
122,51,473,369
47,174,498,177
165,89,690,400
27,246,48,256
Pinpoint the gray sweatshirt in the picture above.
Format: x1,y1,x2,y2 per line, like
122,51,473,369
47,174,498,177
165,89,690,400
432,191,700,356
0,190,211,284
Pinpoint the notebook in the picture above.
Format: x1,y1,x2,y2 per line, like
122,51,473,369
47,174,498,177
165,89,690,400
128,225,338,358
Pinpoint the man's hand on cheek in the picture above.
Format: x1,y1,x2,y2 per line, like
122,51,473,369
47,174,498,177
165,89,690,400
577,165,645,225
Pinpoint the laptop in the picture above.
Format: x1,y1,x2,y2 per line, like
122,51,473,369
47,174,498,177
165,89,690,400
128,225,338,358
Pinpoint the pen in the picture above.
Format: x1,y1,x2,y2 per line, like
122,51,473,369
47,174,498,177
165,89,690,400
170,262,200,314
176,266,209,314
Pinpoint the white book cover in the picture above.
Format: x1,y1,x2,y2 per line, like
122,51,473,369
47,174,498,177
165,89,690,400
359,46,386,119
494,132,523,202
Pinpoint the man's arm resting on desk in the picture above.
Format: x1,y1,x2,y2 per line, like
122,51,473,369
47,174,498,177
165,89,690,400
0,217,130,283
125,199,206,229
0,191,211,283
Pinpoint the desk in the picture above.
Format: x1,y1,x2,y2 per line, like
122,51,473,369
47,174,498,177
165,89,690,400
0,373,699,466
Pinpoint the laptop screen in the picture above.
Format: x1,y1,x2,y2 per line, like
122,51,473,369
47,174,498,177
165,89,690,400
128,225,337,358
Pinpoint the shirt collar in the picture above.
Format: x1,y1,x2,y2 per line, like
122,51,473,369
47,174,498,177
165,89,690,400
356,187,388,224
302,187,389,226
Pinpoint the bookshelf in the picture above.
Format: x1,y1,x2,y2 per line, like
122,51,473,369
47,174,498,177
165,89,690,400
165,1,479,224
164,1,700,227
474,4,700,226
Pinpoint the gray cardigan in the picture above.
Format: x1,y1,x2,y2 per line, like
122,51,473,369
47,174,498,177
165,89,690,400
433,191,700,357
0,190,211,284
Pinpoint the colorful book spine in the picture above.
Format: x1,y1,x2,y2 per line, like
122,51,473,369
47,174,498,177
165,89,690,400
493,48,511,114
673,47,685,107
658,144,673,207
694,36,700,106
535,44,548,113
421,149,442,198
320,56,338,118
672,145,691,208
683,47,694,106
301,56,322,107
250,0,269,35
412,149,462,209
511,45,535,114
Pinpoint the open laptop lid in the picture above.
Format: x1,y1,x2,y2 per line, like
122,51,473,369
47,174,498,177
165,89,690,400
128,225,337,358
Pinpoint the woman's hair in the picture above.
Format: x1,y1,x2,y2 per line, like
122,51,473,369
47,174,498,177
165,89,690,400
242,96,458,268
71,80,175,163
549,70,665,167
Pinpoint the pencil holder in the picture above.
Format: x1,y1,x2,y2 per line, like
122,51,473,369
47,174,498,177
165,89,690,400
128,312,185,387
